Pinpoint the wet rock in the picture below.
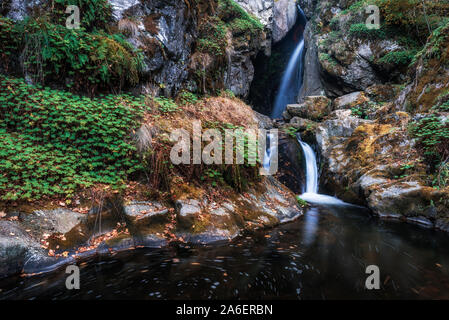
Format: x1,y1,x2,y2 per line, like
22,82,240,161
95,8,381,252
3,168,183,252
367,181,434,219
20,208,86,238
275,132,306,194
297,0,317,19
0,221,30,276
175,199,202,228
258,176,302,223
0,221,56,277
286,96,332,121
125,201,169,225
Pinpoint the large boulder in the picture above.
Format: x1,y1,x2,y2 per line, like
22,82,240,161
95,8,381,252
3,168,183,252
20,208,86,239
286,96,332,121
333,91,370,110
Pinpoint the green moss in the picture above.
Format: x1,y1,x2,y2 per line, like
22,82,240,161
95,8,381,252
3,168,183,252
296,196,308,208
409,114,449,169
0,16,143,92
319,53,338,67
217,0,263,36
378,49,418,65
349,23,388,39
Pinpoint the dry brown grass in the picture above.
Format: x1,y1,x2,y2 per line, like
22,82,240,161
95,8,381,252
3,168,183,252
118,18,139,38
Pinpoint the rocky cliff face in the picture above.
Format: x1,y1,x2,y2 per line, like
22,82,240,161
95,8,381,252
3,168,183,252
285,0,449,231
1,0,299,98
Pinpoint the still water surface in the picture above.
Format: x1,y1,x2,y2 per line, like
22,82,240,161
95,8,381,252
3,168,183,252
1,203,449,300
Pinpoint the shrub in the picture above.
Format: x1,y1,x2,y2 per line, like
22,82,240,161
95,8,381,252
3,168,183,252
217,0,263,36
52,0,113,31
0,76,145,201
409,114,449,168
0,17,143,93
153,97,179,113
349,23,387,39
197,16,228,57
378,49,418,65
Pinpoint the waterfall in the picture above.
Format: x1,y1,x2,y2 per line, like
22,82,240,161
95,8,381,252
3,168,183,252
271,6,307,119
297,136,347,206
262,132,276,173
297,139,318,193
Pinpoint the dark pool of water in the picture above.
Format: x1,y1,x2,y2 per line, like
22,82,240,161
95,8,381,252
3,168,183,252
1,203,449,300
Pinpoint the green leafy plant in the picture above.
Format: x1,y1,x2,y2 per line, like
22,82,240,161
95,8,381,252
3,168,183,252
409,114,449,168
296,196,308,208
0,17,143,93
378,49,418,65
284,126,299,138
154,97,179,113
0,76,145,201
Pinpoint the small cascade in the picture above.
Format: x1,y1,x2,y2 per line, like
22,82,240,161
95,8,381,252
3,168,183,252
297,136,347,206
271,6,307,119
297,140,318,193
262,132,276,173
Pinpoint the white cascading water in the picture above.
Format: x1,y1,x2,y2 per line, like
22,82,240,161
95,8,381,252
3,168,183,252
271,5,306,119
297,136,347,205
298,140,318,193
262,132,276,173
271,40,304,118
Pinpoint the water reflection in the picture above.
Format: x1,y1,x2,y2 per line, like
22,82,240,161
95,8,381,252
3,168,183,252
302,207,319,246
1,204,449,300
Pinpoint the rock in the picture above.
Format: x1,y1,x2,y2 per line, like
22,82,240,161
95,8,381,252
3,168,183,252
272,0,298,43
312,2,405,97
4,0,43,21
109,0,140,20
234,0,273,54
252,111,273,129
297,0,317,19
289,117,317,132
124,201,169,225
225,53,256,98
274,132,306,194
0,221,31,276
235,0,273,28
365,84,399,103
333,91,369,110
395,22,449,113
367,181,434,219
175,199,202,228
282,111,292,121
0,221,56,278
298,23,326,102
286,96,332,120
20,208,86,238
